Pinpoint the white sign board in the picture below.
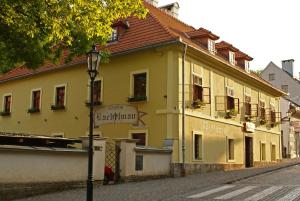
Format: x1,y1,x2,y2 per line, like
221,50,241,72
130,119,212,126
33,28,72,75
244,122,255,133
94,104,146,127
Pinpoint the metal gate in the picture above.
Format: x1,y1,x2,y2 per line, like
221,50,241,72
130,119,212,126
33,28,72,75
104,140,121,184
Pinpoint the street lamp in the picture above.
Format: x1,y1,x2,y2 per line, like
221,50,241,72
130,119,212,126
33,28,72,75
86,45,101,201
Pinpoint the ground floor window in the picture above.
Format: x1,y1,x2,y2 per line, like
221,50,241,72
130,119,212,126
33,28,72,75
261,142,266,161
228,139,234,161
131,132,146,146
271,144,276,161
193,134,203,160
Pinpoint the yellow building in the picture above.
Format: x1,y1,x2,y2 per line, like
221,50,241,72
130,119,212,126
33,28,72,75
0,2,285,174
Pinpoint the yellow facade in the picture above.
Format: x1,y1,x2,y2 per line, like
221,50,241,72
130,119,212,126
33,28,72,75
0,44,283,169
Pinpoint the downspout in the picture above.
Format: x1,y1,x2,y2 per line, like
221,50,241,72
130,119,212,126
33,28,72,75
181,43,188,177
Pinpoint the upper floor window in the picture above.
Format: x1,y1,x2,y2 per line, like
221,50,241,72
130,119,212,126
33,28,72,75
93,80,102,103
129,71,147,102
108,28,118,42
245,61,250,73
51,85,66,110
269,73,275,81
28,90,41,113
259,100,266,121
193,74,203,101
1,94,12,116
229,51,235,65
244,95,251,116
281,85,288,93
208,39,216,54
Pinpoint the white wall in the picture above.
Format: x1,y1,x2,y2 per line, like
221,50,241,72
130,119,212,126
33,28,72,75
135,148,172,176
0,141,105,184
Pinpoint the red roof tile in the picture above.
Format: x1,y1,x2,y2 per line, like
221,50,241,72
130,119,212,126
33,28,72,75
0,1,284,95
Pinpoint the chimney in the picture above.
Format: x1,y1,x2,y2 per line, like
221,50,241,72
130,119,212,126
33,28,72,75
159,2,180,18
282,59,294,77
145,0,158,7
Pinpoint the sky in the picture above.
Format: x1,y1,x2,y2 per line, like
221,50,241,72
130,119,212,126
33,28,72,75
158,0,300,77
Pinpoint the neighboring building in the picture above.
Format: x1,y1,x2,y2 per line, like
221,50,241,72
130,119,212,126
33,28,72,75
0,1,285,174
261,60,300,158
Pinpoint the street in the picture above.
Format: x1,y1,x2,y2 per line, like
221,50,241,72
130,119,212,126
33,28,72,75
16,164,300,201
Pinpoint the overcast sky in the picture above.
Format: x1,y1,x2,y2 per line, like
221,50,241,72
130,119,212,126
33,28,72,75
159,0,299,77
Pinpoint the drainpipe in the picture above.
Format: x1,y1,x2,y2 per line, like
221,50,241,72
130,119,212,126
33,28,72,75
181,43,187,177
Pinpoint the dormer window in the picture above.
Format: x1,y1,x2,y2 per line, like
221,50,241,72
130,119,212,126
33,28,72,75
208,39,216,54
108,28,118,42
229,51,235,65
245,60,250,73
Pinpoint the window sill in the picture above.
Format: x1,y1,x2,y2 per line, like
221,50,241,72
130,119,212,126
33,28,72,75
51,105,65,111
85,101,102,107
28,108,40,114
227,159,235,163
128,96,147,103
0,111,11,116
193,158,203,162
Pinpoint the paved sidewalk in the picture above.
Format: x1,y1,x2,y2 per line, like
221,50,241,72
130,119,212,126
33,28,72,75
16,159,300,201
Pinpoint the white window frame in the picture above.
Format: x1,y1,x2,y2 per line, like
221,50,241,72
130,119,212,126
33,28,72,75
260,141,266,161
129,69,149,101
192,130,204,161
129,129,148,146
226,137,235,162
245,60,250,73
229,51,235,65
2,93,12,113
29,88,42,109
87,77,104,103
208,39,216,55
269,73,275,81
53,84,67,106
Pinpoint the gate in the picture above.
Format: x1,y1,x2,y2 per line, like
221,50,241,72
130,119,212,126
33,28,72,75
104,140,121,184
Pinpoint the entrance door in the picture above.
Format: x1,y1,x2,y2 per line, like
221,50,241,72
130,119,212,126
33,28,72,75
245,137,253,167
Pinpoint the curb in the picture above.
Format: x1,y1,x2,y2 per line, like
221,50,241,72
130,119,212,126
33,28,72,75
226,162,300,184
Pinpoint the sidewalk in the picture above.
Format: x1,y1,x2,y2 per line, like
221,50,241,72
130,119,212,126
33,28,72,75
16,158,300,201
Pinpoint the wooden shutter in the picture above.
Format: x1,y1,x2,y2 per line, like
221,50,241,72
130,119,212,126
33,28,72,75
202,87,211,104
234,98,240,113
215,96,226,112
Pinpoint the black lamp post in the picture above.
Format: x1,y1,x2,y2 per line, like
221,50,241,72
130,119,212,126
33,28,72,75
86,45,101,201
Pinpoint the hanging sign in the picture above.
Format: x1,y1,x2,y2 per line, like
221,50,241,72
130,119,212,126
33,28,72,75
292,121,300,132
94,104,146,127
244,122,255,133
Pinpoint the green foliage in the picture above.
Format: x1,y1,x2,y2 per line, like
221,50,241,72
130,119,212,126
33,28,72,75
0,0,147,72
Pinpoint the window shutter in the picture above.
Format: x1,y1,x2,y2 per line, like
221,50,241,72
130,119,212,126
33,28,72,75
202,87,211,104
215,96,226,111
234,98,240,113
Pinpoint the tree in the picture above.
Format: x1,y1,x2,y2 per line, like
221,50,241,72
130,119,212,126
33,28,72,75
0,0,147,73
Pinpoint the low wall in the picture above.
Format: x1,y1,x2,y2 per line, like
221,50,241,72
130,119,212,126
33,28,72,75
0,145,88,184
116,139,172,179
135,147,172,176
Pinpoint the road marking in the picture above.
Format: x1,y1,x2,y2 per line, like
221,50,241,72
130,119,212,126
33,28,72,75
277,187,300,201
244,186,283,201
187,185,235,199
214,186,256,200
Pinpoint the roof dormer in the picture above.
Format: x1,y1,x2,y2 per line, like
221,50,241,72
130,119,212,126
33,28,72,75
186,28,219,54
235,51,253,73
108,20,130,43
216,41,239,65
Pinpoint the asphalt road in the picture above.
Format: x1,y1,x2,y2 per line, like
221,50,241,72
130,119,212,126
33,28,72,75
16,164,300,201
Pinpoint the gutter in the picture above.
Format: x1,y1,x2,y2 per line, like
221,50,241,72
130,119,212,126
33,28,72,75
181,42,187,177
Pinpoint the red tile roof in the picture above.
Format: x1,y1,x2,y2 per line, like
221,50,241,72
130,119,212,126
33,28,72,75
216,41,239,52
0,1,284,95
187,27,220,40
